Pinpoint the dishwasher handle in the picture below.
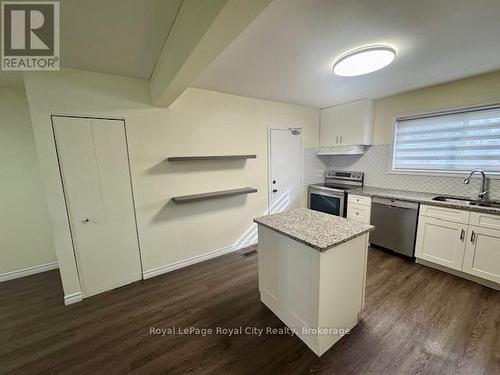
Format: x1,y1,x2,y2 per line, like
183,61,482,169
372,197,419,210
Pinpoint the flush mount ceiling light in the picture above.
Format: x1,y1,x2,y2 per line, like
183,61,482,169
333,46,396,77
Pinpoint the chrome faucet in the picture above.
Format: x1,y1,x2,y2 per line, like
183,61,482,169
464,169,488,201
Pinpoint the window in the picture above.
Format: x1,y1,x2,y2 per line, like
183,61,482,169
392,105,500,174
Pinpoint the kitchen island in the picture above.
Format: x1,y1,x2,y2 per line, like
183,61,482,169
254,208,374,356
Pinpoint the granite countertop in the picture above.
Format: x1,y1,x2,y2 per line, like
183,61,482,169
347,186,500,215
253,208,374,252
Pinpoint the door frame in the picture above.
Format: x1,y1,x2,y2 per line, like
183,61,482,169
267,126,303,214
50,114,144,296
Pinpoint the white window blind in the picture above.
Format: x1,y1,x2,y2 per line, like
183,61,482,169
393,106,500,173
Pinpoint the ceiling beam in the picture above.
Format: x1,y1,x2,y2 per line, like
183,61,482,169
150,0,272,107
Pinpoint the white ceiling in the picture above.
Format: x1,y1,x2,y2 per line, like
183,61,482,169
193,0,500,108
0,0,182,89
60,0,182,79
0,71,24,90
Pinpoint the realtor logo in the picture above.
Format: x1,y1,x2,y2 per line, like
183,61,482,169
1,1,59,70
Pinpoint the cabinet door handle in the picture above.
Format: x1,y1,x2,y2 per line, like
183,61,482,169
336,136,338,144
460,229,465,241
340,136,343,143
470,230,476,243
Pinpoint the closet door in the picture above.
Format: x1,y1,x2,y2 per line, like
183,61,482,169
53,117,141,297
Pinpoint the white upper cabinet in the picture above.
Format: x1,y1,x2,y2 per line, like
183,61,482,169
319,99,374,147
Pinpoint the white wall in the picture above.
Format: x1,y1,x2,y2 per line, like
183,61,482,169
328,145,500,200
374,70,500,144
0,87,56,277
328,70,500,198
24,68,319,299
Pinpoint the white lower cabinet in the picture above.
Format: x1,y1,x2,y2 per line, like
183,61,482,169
416,205,500,285
347,203,371,224
347,195,371,224
462,226,500,284
415,216,467,271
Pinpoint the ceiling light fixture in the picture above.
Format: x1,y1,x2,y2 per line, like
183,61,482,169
333,45,396,77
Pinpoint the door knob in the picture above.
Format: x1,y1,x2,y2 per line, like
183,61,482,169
82,218,90,224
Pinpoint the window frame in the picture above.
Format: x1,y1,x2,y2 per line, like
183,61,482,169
390,103,500,178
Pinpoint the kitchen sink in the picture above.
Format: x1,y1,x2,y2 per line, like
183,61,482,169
432,196,476,204
432,195,500,209
469,200,500,209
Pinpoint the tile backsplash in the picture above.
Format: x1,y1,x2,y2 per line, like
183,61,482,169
325,144,500,200
304,147,328,185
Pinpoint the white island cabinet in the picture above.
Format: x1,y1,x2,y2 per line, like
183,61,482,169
254,208,373,356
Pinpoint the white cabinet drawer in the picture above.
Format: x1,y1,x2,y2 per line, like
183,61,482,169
469,211,500,230
348,194,371,207
420,204,470,224
347,203,371,224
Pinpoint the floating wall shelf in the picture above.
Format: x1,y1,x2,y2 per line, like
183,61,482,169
172,187,258,204
167,155,256,161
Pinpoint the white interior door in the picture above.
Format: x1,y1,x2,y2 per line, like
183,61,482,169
53,116,141,298
269,128,302,214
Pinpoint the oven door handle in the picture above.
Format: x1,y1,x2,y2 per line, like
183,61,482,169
309,190,345,199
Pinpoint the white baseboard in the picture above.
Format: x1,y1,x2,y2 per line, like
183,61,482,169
143,241,257,280
64,292,83,305
0,262,58,282
416,258,499,291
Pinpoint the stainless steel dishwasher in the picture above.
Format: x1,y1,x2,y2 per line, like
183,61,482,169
370,197,419,257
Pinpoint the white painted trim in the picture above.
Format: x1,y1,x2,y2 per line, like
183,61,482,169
0,262,58,282
267,126,272,214
64,292,83,305
142,240,257,280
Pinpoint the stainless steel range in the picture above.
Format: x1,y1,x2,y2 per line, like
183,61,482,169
308,170,364,217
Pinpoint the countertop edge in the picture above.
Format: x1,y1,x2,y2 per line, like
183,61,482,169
347,188,500,215
253,219,374,252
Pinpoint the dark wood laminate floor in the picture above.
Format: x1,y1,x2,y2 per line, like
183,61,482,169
1,246,499,375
